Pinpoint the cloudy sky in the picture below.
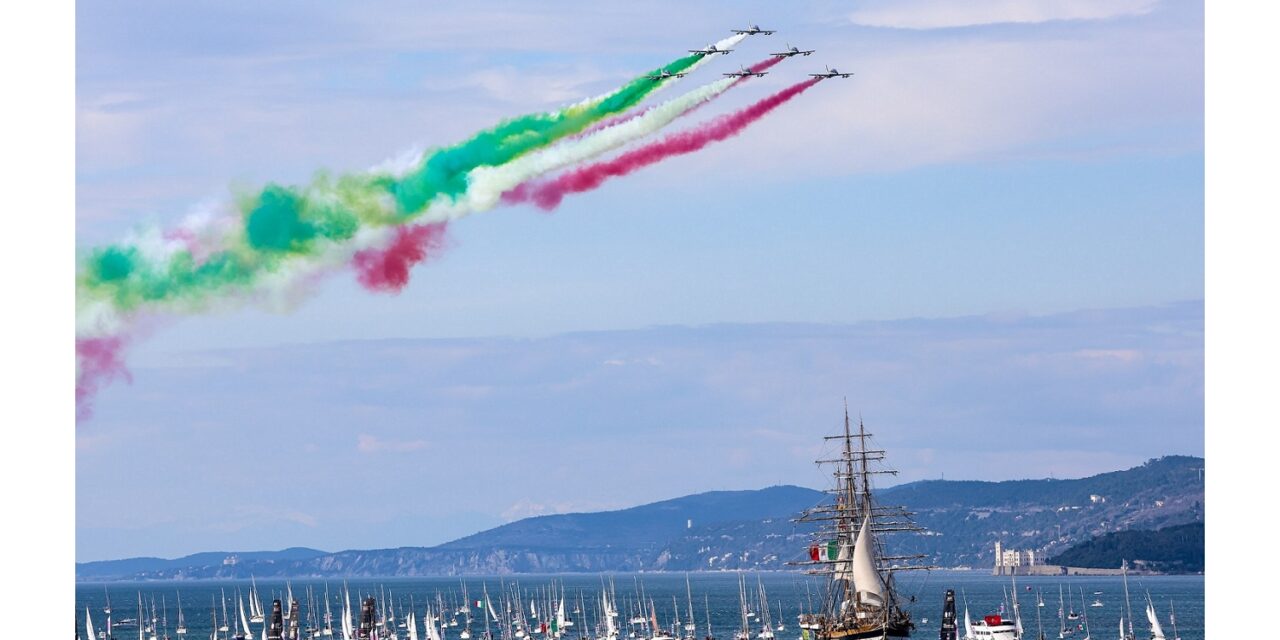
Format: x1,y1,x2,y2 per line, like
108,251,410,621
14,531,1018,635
75,0,1203,560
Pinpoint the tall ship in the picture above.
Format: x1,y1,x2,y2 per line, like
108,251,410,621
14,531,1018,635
793,407,930,640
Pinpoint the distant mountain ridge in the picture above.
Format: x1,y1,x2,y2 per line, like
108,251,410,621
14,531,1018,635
76,456,1203,580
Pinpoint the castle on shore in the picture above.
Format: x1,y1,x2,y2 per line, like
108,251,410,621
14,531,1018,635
992,541,1127,576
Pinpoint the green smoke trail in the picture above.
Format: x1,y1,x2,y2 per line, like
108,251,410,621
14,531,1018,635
77,54,701,322
381,54,701,214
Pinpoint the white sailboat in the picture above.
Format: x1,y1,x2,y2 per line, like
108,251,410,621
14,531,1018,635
1166,601,1179,640
323,584,334,637
88,606,98,640
1142,595,1165,640
1076,588,1089,640
1120,562,1135,640
249,579,266,625
177,593,188,635
241,594,255,640
962,591,974,640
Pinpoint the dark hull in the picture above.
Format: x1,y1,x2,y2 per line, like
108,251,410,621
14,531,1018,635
818,620,913,640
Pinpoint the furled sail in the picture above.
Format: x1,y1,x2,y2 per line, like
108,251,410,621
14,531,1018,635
851,515,885,607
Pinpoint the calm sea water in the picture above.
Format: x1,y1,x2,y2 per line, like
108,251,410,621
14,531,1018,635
75,572,1203,640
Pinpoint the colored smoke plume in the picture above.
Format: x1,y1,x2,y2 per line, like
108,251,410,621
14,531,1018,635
509,77,823,210
353,223,449,293
75,336,132,420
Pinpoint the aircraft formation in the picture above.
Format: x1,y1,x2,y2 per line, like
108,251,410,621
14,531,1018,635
679,26,847,79
76,24,851,418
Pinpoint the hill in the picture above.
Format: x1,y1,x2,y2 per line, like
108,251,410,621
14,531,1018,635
75,547,328,581
1047,522,1204,572
75,456,1203,579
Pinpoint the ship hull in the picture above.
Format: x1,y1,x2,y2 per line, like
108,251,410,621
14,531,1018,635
818,620,912,640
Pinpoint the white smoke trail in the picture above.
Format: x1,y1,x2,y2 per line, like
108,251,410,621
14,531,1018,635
75,39,750,341
422,76,738,219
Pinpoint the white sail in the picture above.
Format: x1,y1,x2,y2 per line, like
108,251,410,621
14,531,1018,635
240,596,252,637
409,612,420,640
963,607,973,640
1145,600,1165,640
851,515,885,606
88,606,97,640
1118,617,1124,640
343,586,354,640
604,593,617,638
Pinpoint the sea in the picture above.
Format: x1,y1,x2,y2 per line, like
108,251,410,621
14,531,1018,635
75,571,1204,640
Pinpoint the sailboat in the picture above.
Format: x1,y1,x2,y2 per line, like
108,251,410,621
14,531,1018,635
792,408,925,640
1057,586,1067,639
1142,595,1164,640
939,591,958,640
683,576,697,639
735,573,752,640
757,578,775,640
250,579,266,625
1075,589,1089,640
176,593,188,636
1166,601,1179,640
961,591,974,640
1120,562,1135,640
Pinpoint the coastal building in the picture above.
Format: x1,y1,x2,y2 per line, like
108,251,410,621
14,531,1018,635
993,541,1038,575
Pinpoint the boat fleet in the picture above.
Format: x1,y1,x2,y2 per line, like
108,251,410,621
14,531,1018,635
78,573,817,640
77,408,1195,640
944,563,1183,640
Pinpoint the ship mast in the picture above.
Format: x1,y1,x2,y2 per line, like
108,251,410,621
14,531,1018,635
790,403,934,640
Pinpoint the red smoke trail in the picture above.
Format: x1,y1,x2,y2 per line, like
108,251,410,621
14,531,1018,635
507,77,821,210
573,56,787,140
352,223,449,292
76,336,132,420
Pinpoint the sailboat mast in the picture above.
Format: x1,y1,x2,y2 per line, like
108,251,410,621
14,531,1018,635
1121,561,1134,640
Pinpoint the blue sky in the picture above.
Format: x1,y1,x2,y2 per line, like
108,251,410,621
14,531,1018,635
75,0,1203,560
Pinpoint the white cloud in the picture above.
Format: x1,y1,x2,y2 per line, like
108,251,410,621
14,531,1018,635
848,0,1159,30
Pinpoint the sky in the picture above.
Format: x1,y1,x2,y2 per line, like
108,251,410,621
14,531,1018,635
75,0,1204,561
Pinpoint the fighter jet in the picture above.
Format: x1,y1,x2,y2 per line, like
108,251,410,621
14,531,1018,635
722,65,768,79
688,45,732,56
731,24,775,35
809,66,853,79
646,70,687,80
771,44,815,58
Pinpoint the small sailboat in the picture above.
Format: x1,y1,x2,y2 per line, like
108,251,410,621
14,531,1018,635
249,578,266,625
176,593,187,636
1075,589,1090,640
1166,601,1179,640
1143,594,1165,640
